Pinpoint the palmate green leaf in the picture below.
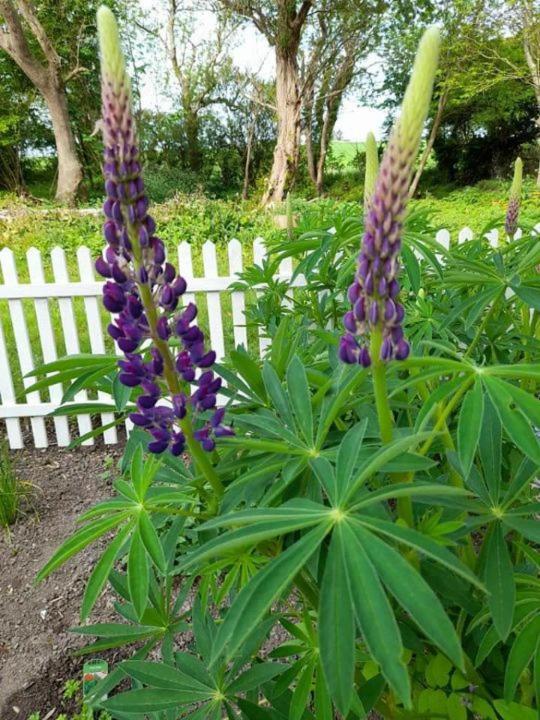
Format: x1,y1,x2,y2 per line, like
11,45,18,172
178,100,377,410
310,456,338,505
263,361,295,427
36,512,130,582
315,365,367,445
504,616,540,701
457,379,484,478
286,356,313,445
138,511,167,574
349,483,470,512
343,431,432,503
355,524,463,669
503,516,540,543
478,395,502,502
102,687,201,713
503,457,539,507
319,525,355,715
81,523,132,621
128,529,149,620
120,660,214,694
199,499,329,530
25,353,114,377
290,659,316,720
341,521,410,707
230,347,266,401
484,524,515,641
52,402,122,416
355,517,484,590
335,420,368,499
226,661,287,695
210,523,330,666
130,445,144,499
483,376,540,465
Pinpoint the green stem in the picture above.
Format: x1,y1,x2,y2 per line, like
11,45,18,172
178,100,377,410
370,327,394,444
370,327,414,527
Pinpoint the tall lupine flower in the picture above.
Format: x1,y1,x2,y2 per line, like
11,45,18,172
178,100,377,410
505,156,522,237
340,27,441,366
364,132,379,212
96,7,232,459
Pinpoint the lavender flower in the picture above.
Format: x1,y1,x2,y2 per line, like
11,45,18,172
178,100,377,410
505,157,522,237
97,7,232,456
339,27,441,366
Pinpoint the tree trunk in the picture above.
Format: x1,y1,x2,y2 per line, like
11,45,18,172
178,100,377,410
41,81,82,204
262,46,302,206
409,89,448,198
184,107,202,172
242,118,255,200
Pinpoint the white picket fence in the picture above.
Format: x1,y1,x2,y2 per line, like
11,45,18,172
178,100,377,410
0,226,530,449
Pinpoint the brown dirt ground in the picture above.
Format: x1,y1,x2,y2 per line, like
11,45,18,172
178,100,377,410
0,444,124,719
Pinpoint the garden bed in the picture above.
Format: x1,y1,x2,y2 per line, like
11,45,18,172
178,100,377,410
0,444,123,718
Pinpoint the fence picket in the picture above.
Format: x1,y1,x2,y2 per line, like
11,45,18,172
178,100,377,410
253,237,270,356
27,248,70,447
458,227,474,244
50,247,94,444
0,315,23,448
202,241,225,361
77,247,117,445
227,238,247,349
0,248,48,447
178,242,195,307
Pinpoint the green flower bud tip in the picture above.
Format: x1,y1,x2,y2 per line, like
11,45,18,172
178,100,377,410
97,5,130,98
510,156,523,200
395,25,441,162
364,131,379,211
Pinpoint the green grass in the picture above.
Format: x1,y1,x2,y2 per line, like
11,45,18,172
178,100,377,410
329,141,365,169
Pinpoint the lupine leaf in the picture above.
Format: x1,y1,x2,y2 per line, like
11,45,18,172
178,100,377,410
210,524,330,666
81,523,132,621
356,524,463,668
120,660,213,694
457,379,484,478
138,511,167,573
504,616,540,700
484,377,540,465
355,517,484,589
484,523,515,641
319,525,355,714
286,355,313,445
36,513,130,582
341,522,410,706
128,529,149,619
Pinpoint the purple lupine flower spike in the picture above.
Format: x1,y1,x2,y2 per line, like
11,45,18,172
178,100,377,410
96,7,232,456
339,27,441,365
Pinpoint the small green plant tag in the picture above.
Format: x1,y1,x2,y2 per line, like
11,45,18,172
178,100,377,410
82,659,108,699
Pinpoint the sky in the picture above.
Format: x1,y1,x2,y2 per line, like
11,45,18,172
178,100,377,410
136,2,387,142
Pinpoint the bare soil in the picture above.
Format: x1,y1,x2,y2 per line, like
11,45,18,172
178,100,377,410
0,444,123,719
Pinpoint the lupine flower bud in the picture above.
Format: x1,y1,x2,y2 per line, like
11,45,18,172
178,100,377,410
505,157,522,237
96,7,232,455
364,132,379,212
339,26,440,366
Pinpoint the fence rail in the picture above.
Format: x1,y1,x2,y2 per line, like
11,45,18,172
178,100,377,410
0,226,530,449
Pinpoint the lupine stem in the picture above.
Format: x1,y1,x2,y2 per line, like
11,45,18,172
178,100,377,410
370,327,414,527
370,327,394,444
